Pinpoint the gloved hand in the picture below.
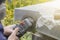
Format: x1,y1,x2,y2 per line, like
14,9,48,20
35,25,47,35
4,24,16,36
8,27,19,40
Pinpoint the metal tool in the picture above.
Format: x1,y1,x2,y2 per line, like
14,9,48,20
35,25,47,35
14,0,60,40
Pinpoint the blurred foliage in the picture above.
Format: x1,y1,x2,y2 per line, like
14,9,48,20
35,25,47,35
2,0,50,40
